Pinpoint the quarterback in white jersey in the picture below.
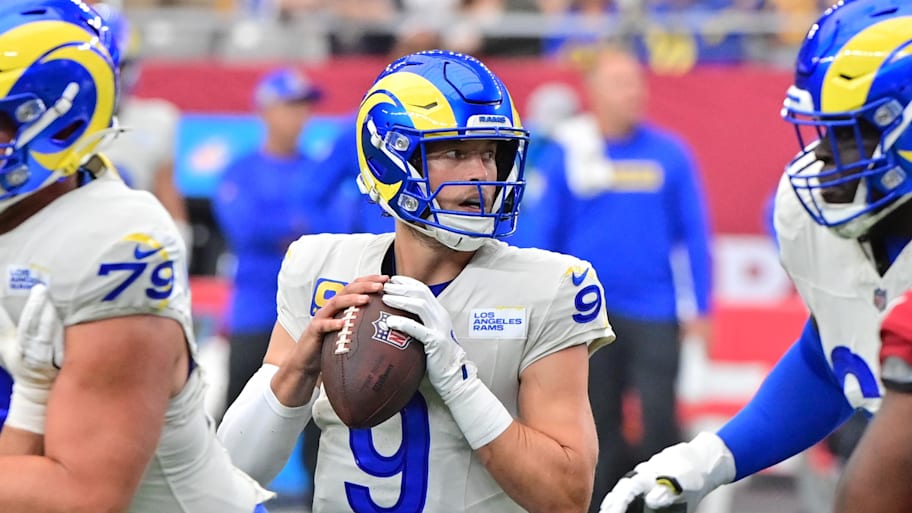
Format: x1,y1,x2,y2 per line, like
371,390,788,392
599,2,912,513
279,233,611,512
0,2,270,511
218,50,614,513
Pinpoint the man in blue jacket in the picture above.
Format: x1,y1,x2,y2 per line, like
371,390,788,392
519,46,714,513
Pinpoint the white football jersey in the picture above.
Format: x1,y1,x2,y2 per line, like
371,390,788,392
277,232,615,513
104,97,179,193
774,174,912,413
0,166,271,512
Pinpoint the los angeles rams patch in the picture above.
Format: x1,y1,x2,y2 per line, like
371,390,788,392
6,265,48,295
468,307,526,338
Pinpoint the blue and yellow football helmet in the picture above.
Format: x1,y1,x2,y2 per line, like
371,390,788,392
782,0,912,238
356,50,529,251
0,0,119,210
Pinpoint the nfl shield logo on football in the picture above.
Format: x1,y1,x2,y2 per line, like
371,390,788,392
874,288,888,311
371,311,413,350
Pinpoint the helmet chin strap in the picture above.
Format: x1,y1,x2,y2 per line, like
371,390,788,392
426,223,488,252
381,204,489,252
827,178,875,239
432,213,492,248
832,189,912,239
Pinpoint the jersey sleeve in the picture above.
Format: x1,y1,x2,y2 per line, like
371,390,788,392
522,258,615,372
63,225,191,328
880,292,912,391
276,234,380,344
276,238,318,343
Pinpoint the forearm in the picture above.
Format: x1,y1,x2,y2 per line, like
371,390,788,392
441,378,590,513
272,356,321,407
677,167,713,315
480,421,595,513
0,455,128,513
459,346,596,513
683,224,712,316
834,391,912,513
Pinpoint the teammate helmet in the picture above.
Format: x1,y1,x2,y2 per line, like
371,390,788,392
782,0,912,238
0,0,119,211
355,50,529,251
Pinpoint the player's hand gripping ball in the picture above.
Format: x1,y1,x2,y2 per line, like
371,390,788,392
321,293,427,428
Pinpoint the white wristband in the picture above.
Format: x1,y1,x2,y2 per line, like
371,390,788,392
444,378,513,450
217,364,315,485
5,382,50,435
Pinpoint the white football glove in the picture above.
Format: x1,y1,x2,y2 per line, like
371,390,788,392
599,432,736,513
0,284,64,434
382,275,513,449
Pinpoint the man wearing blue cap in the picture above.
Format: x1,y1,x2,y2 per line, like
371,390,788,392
214,68,349,415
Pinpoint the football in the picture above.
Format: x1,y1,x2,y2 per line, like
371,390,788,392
321,293,427,429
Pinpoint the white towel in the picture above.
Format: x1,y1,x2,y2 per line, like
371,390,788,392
551,113,615,198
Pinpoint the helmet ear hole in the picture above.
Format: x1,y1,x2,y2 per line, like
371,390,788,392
51,120,84,145
0,111,17,138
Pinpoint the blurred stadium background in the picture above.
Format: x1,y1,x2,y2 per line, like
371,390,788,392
115,1,841,512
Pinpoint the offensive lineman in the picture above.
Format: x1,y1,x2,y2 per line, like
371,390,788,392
599,1,912,512
0,1,271,511
218,50,615,513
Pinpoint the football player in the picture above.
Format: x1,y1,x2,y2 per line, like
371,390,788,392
217,50,616,513
834,290,912,512
0,1,271,511
598,1,912,512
